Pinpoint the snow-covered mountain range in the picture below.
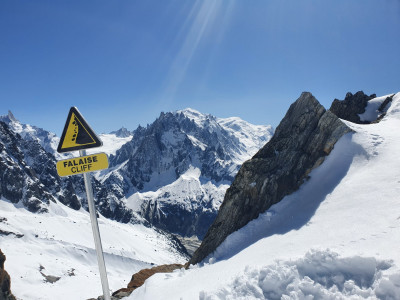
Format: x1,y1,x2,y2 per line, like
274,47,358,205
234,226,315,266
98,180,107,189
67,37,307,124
0,108,272,241
99,108,273,239
0,107,272,299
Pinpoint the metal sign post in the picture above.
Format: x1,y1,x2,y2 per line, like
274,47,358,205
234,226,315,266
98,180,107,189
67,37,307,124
80,149,111,300
56,107,111,300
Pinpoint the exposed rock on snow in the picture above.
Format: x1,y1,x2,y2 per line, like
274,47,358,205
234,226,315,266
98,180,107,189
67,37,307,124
0,249,16,300
329,91,376,124
190,92,352,265
112,263,184,299
330,91,395,124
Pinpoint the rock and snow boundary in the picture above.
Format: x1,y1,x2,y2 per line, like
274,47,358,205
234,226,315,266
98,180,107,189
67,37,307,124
127,93,400,300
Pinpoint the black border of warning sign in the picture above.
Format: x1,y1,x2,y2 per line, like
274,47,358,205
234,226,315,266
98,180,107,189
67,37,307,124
57,107,102,153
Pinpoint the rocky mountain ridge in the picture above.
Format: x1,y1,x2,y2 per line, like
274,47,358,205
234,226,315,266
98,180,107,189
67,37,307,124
190,91,386,265
329,91,394,124
104,108,273,238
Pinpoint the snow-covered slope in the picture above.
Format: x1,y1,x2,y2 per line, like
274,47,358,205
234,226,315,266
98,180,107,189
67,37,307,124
0,199,187,300
126,93,400,299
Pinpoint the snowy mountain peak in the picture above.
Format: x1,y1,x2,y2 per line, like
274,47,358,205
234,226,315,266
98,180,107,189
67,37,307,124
0,110,18,125
175,108,217,130
110,127,132,138
176,107,207,119
0,111,64,158
7,110,17,122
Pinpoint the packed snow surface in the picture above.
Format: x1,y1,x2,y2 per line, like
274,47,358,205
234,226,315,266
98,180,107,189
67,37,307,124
127,93,400,300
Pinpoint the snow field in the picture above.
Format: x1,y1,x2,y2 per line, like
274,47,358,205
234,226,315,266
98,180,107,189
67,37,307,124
0,199,187,300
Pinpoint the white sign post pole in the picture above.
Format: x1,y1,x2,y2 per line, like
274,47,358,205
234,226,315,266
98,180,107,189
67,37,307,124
80,149,111,300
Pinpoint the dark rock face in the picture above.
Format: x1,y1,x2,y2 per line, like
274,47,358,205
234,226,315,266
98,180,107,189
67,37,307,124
0,121,55,213
329,91,376,124
141,198,217,239
0,250,16,300
190,92,352,265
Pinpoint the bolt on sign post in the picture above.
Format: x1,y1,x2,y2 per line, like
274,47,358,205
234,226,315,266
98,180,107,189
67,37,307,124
56,107,111,300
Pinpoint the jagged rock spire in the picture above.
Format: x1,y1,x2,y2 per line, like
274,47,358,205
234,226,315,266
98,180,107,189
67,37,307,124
7,111,17,122
190,92,352,265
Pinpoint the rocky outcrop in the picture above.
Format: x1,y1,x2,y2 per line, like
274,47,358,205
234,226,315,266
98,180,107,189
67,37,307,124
0,250,16,300
329,91,376,124
112,264,184,299
190,92,352,265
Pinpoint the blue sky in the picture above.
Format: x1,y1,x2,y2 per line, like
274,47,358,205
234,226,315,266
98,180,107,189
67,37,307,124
1,0,399,135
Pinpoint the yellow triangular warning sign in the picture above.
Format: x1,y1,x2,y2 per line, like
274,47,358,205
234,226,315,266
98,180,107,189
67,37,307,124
57,107,102,153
